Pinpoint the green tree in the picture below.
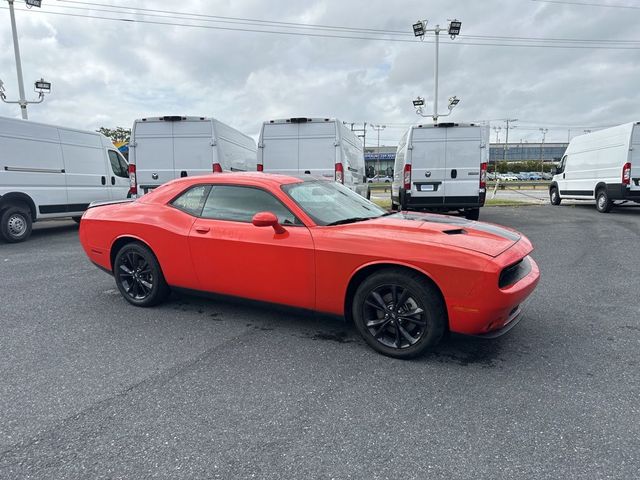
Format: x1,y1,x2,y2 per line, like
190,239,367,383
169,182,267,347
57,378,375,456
97,126,131,144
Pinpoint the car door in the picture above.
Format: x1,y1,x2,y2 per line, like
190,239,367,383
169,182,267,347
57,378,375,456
107,149,130,199
187,184,316,309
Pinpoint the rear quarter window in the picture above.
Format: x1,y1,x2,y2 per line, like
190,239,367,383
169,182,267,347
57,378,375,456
170,185,211,216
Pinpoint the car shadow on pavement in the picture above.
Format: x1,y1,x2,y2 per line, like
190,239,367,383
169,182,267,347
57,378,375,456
168,290,507,367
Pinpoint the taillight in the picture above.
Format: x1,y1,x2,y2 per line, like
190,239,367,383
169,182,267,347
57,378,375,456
128,164,136,195
403,164,411,190
622,162,631,185
213,163,223,173
480,162,487,189
257,164,264,172
335,163,344,183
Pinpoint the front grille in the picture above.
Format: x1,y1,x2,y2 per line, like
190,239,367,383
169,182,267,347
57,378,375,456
499,256,532,289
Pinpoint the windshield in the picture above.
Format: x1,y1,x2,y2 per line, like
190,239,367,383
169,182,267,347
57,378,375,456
282,181,386,226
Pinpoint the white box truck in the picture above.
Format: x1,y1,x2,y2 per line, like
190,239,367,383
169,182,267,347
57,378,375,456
257,117,367,197
391,123,489,220
549,122,640,212
0,116,130,243
129,116,257,196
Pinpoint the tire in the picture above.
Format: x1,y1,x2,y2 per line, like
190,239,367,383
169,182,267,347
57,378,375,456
352,269,446,359
391,201,399,211
113,242,170,307
464,208,480,221
550,187,561,206
366,188,371,200
596,189,613,213
72,216,82,224
0,206,33,243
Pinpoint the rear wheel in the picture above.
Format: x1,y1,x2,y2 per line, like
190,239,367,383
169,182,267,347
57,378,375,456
114,242,169,307
464,208,480,221
0,206,32,243
352,269,446,359
596,189,613,213
550,187,561,206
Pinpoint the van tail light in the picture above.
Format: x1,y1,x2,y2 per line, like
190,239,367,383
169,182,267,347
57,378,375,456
128,164,137,196
403,164,412,190
480,162,488,189
212,162,223,173
622,162,631,185
257,164,264,172
335,162,344,183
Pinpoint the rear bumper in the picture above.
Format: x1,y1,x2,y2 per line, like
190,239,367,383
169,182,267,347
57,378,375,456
395,188,485,209
609,184,640,201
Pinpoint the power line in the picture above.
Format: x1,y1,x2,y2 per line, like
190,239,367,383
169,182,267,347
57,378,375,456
532,0,640,9
5,5,640,50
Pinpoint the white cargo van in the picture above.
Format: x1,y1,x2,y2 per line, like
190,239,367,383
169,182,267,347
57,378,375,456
129,116,257,196
257,117,367,197
391,123,489,220
549,122,640,212
0,116,130,243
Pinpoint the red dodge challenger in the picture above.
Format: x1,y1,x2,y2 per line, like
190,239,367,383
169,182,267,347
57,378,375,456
79,173,540,359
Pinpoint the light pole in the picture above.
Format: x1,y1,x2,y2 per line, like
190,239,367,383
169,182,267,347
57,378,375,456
539,128,548,174
492,126,501,174
371,124,386,175
1,0,50,119
411,18,461,122
502,118,517,164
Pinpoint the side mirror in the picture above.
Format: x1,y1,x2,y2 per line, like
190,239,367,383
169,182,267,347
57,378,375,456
252,211,286,234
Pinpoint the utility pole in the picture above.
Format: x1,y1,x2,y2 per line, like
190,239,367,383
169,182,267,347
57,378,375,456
371,125,386,175
1,0,51,119
411,18,461,122
492,126,501,173
502,118,517,164
539,128,548,174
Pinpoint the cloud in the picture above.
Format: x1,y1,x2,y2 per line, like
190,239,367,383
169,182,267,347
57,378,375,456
1,0,639,145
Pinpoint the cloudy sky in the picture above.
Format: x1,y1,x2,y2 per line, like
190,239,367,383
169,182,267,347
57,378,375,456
1,0,639,146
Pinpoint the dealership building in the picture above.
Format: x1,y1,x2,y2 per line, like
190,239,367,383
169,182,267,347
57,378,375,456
365,142,568,176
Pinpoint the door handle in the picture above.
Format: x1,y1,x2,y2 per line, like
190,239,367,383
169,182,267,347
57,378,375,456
563,173,565,179
111,176,115,185
101,176,106,185
195,226,210,234
451,169,457,179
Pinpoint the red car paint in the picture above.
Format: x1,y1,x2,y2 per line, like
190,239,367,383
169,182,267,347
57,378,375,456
80,173,540,336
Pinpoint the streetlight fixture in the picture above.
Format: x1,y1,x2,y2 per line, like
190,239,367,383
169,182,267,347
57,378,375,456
412,97,425,107
410,18,462,122
2,0,50,119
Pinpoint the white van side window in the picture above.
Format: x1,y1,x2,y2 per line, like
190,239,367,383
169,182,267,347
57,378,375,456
558,155,567,174
108,150,129,178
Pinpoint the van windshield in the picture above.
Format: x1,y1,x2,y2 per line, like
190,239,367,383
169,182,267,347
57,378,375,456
282,180,386,226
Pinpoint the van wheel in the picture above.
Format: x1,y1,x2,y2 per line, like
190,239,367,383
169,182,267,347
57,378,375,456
464,208,480,221
114,242,170,307
596,189,613,213
0,206,32,243
352,269,446,359
391,201,399,211
366,189,371,200
550,188,561,205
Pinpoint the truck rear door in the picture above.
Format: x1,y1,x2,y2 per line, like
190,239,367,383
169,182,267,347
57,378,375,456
173,120,213,177
298,121,336,178
630,125,640,192
443,126,481,204
410,128,446,205
261,123,300,175
133,120,174,194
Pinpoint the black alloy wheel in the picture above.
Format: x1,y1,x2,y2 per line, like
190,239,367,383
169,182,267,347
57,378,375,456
353,269,445,358
114,242,169,307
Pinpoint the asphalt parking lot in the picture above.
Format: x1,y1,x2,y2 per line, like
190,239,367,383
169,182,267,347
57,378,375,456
1,205,639,479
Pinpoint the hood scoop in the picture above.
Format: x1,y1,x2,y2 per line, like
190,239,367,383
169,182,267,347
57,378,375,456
443,228,467,235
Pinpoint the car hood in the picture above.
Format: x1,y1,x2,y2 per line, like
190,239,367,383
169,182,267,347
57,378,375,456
333,212,522,257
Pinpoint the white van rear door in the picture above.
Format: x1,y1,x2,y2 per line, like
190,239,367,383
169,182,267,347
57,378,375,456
133,121,174,191
261,123,300,175
298,122,336,178
410,128,446,204
443,127,481,202
173,120,213,177
630,125,640,191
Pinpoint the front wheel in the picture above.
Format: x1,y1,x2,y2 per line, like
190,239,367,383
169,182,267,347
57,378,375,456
0,206,32,243
596,189,613,213
114,242,170,307
352,269,446,359
550,187,561,206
